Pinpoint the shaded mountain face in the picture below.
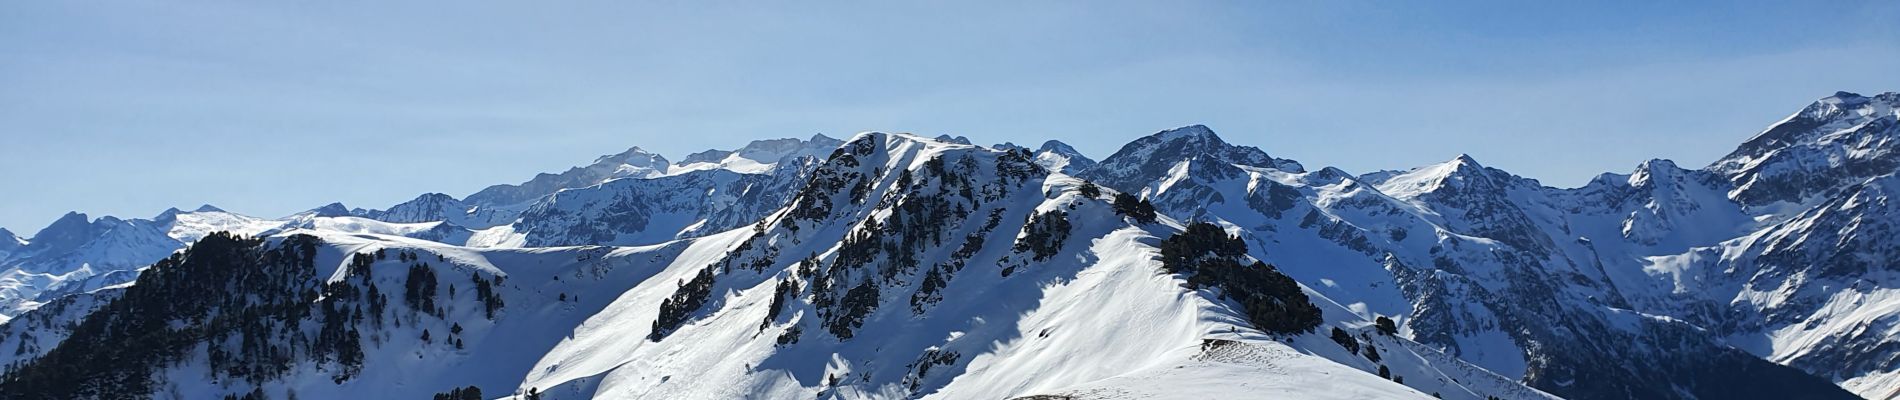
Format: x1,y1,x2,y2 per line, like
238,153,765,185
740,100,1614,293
0,228,21,258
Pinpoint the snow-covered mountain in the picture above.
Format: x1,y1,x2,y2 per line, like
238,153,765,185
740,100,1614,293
1062,92,1900,399
0,229,25,259
492,135,839,248
0,205,487,322
994,140,1098,174
1710,91,1899,207
1078,128,1856,399
463,146,674,212
5,92,1899,399
1082,124,1305,194
0,135,844,322
0,133,1549,400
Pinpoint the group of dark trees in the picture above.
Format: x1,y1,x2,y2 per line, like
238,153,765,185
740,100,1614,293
762,276,800,331
219,388,270,400
471,273,505,319
1160,223,1322,334
1113,193,1158,223
812,153,1002,340
0,231,516,398
911,208,1007,315
1013,210,1073,262
405,263,442,316
1330,327,1361,354
1375,316,1398,335
430,385,483,400
650,265,718,341
0,233,331,398
1077,181,1102,198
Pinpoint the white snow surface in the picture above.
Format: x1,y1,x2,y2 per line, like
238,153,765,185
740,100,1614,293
0,132,1553,400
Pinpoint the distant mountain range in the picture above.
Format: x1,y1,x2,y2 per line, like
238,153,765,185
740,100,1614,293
0,91,1894,399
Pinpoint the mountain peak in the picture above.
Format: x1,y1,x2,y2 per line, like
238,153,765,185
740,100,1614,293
1368,154,1504,200
193,204,225,213
1037,140,1081,155
679,148,732,165
933,134,973,145
846,131,969,149
1155,124,1218,141
39,211,91,233
1709,90,1900,205
411,192,458,202
23,211,103,251
1628,159,1687,188
1637,158,1678,170
1080,125,1305,192
300,202,353,218
1450,153,1482,168
594,146,666,165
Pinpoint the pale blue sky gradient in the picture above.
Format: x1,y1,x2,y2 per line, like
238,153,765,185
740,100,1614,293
3,1,1898,232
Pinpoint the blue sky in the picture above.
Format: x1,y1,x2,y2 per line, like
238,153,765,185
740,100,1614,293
3,1,1897,233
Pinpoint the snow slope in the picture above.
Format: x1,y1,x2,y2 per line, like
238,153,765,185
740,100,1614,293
1083,122,1864,399
9,92,1897,399
0,132,1550,400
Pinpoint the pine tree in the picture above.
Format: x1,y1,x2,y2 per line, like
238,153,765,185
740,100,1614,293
1112,193,1158,223
1375,316,1398,336
1330,327,1360,354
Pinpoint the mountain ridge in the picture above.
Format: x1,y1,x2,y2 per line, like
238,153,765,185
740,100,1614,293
2,91,1896,399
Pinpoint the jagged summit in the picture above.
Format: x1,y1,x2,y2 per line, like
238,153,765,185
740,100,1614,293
1708,91,1900,206
1628,159,1686,188
844,131,982,151
1081,124,1306,193
932,134,974,145
1450,153,1480,167
1155,124,1219,141
670,134,843,175
1361,154,1498,200
1037,139,1081,154
28,212,95,246
0,228,22,251
677,148,731,165
592,146,671,170
463,145,670,208
1034,140,1097,174
297,202,354,219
